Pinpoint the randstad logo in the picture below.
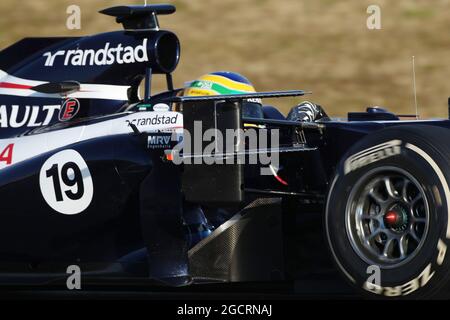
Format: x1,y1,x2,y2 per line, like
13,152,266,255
43,39,149,67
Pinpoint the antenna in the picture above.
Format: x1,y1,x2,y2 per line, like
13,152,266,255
412,56,419,120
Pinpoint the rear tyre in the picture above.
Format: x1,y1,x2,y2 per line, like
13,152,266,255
325,125,450,298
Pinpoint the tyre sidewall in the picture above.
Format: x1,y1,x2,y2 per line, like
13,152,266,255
326,127,450,298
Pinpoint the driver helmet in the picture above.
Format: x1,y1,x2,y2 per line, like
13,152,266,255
183,71,264,119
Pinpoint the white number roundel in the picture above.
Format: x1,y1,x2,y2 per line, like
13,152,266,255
39,149,94,215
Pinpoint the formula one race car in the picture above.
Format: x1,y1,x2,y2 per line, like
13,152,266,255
1,4,450,299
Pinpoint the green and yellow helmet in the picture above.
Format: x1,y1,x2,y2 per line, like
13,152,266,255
183,71,264,119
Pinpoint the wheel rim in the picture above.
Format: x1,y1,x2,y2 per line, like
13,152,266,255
345,166,430,268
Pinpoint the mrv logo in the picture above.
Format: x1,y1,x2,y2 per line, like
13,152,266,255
344,140,402,174
43,39,149,67
148,134,172,149
0,105,60,128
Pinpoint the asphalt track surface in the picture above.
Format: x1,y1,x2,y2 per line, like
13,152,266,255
0,268,357,300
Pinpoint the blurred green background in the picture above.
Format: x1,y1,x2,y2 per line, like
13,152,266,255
1,0,449,118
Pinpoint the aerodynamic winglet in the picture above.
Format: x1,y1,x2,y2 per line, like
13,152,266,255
167,90,311,103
